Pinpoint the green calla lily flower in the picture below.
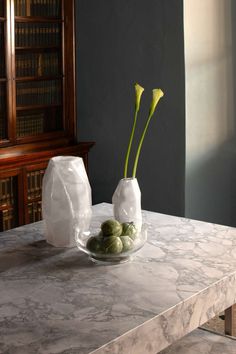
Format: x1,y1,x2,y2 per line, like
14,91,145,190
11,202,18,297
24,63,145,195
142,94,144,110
132,88,164,178
123,84,164,179
149,88,164,117
135,83,144,111
123,83,144,178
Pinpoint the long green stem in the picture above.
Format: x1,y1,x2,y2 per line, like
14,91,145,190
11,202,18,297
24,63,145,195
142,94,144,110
132,112,153,178
123,108,139,178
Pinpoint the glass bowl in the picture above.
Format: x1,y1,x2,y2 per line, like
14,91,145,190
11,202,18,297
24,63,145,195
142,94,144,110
75,220,147,264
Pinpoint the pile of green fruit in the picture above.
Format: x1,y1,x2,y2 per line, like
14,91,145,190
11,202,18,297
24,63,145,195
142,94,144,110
86,219,137,255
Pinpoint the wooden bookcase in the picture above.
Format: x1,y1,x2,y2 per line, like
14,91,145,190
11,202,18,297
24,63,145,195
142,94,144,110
0,0,94,231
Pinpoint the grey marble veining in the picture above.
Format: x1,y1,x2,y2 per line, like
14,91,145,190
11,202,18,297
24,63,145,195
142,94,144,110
159,328,236,354
1,203,236,353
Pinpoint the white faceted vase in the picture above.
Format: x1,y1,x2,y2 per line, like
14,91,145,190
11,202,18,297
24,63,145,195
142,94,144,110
112,178,142,230
42,156,92,247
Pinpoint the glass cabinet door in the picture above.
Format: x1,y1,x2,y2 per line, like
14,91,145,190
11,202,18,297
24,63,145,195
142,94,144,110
14,0,64,140
0,0,76,148
0,0,7,141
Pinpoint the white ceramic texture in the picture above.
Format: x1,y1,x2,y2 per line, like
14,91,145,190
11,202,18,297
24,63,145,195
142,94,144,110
42,156,92,247
112,177,142,230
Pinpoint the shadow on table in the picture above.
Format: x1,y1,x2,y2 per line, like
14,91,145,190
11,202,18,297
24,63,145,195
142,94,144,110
0,240,66,273
0,239,95,273
40,252,95,273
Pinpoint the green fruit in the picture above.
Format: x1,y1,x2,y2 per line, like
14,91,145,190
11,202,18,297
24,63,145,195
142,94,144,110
120,236,134,252
101,219,122,237
86,236,103,253
103,236,123,254
121,222,137,240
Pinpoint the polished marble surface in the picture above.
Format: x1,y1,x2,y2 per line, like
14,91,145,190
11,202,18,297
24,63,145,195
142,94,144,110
1,203,236,353
160,328,236,354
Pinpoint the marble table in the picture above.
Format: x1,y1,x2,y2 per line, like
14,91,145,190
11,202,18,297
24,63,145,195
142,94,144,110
1,202,236,354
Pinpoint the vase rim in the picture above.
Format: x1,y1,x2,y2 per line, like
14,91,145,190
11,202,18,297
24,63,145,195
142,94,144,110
121,177,137,181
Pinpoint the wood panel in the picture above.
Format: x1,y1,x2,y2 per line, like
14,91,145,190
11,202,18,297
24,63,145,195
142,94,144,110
225,305,236,336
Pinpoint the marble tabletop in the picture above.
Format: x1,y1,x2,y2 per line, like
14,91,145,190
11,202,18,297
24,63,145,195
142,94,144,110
1,203,236,354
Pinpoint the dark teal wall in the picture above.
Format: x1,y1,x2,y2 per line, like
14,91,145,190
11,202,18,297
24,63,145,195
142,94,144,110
75,0,185,216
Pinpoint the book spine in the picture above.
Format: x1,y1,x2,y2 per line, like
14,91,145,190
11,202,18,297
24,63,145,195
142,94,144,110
27,169,45,200
26,0,30,16
27,201,42,223
28,203,33,223
2,209,9,230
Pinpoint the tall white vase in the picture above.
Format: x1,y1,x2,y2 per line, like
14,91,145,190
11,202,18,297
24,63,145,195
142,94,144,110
112,178,142,230
42,156,92,247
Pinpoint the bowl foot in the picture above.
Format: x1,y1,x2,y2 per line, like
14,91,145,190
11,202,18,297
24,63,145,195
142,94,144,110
89,255,131,265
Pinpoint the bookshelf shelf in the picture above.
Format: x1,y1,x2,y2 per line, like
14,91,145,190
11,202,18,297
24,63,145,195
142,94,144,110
0,0,94,232
16,46,60,51
15,17,62,22
26,195,41,202
16,75,63,82
15,45,61,54
0,204,14,211
16,103,62,111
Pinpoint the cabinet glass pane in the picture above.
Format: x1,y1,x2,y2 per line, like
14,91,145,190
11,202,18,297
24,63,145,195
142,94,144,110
16,79,62,107
0,0,5,17
16,106,63,137
0,208,19,231
16,50,62,77
0,176,18,207
14,0,61,17
0,22,5,77
0,83,7,139
15,22,61,48
0,176,18,231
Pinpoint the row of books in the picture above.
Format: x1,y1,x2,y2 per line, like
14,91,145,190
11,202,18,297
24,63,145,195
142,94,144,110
15,23,61,47
0,208,17,231
15,0,61,17
28,201,42,223
16,52,61,77
27,169,45,200
16,80,62,106
0,177,16,207
17,112,44,137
